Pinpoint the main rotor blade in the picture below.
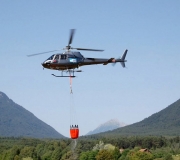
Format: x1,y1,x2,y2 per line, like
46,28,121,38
68,29,75,46
27,50,59,57
73,48,104,52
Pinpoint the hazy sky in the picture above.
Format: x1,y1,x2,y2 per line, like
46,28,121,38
1,1,180,137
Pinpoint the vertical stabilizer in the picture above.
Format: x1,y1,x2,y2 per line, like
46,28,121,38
120,49,128,68
121,49,128,61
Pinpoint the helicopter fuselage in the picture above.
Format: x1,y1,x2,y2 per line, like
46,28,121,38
41,51,127,71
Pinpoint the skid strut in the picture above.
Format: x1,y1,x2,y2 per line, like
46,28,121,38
52,74,75,78
52,70,76,78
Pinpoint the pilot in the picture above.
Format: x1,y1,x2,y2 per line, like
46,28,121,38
55,55,59,60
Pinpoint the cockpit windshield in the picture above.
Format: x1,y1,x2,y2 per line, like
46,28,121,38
46,55,55,61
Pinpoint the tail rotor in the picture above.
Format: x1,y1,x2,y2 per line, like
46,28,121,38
111,49,128,67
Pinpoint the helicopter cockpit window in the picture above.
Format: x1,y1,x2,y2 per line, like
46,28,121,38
61,54,67,59
46,55,54,61
55,55,59,60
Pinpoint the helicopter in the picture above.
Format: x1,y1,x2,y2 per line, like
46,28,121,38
27,29,128,77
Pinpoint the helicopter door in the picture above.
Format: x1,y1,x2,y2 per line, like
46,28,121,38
52,55,59,63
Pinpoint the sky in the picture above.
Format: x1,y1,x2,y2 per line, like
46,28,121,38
0,0,180,137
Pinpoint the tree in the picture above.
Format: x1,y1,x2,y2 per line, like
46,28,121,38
88,151,98,160
96,150,114,160
119,149,130,160
51,147,63,160
14,155,20,160
93,141,105,151
163,153,173,160
22,157,33,160
79,151,98,160
19,146,35,159
92,141,115,151
127,150,153,160
112,147,121,160
61,151,78,160
79,151,89,160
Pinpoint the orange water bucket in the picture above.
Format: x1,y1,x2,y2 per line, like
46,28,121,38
70,128,79,139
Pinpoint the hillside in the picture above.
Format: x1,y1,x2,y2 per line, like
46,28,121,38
86,119,126,135
98,98,180,137
0,91,64,138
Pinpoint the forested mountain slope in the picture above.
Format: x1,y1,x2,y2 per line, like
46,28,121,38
0,91,64,138
98,98,180,136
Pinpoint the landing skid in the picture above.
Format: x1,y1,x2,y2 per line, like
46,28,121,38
52,74,76,78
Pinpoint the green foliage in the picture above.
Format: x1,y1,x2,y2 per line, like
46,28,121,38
61,150,78,160
23,157,33,160
96,149,114,160
19,146,35,158
112,147,121,160
172,154,180,160
119,149,130,160
79,152,89,160
51,147,63,160
0,136,180,159
104,144,115,150
93,141,105,151
79,150,98,160
127,150,153,160
0,137,71,160
93,141,115,151
163,153,173,160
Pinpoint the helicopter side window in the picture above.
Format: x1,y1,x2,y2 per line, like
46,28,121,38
61,55,67,59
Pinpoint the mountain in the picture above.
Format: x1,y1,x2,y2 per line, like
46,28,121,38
86,119,126,135
98,99,180,137
0,91,64,138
